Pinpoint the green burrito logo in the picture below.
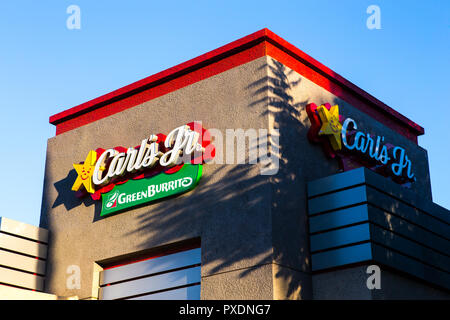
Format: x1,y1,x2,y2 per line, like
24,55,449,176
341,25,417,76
101,163,202,216
105,191,119,210
71,122,214,217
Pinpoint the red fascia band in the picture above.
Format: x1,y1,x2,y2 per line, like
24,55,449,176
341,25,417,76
49,28,424,143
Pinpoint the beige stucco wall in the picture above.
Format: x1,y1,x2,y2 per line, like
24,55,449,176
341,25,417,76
264,57,441,300
41,56,275,299
40,55,434,300
312,265,450,300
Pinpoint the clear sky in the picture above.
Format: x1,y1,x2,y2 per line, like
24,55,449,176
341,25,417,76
0,1,448,226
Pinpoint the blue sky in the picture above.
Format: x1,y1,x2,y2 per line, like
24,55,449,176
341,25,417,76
0,1,448,226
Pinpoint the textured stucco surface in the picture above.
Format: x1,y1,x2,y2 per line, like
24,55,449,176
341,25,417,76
264,57,435,300
41,57,275,299
313,265,450,300
202,264,274,300
40,55,438,300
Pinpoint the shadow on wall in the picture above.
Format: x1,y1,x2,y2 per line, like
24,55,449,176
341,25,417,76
125,58,315,299
265,59,312,299
52,169,94,211
47,58,337,299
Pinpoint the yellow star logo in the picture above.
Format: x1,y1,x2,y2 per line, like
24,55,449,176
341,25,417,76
317,104,343,150
72,150,98,194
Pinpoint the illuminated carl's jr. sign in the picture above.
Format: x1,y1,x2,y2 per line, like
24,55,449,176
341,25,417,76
341,118,414,180
71,123,213,196
306,103,415,182
93,125,203,186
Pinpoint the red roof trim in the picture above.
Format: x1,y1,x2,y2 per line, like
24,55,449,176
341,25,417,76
263,29,424,136
49,28,424,138
49,29,268,125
